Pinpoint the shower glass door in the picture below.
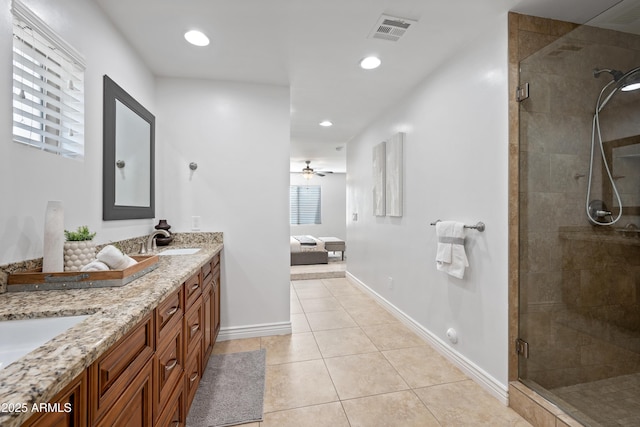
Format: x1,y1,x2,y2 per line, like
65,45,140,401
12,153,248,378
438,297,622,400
518,10,640,426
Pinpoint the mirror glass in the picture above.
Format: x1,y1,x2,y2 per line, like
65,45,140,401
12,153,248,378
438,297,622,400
103,75,155,220
603,135,640,216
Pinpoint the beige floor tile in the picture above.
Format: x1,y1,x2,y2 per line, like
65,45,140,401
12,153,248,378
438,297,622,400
290,313,310,333
313,327,378,358
292,279,326,290
414,380,533,426
305,309,357,331
361,322,427,350
261,402,350,427
383,346,468,388
324,352,409,400
295,286,333,300
342,390,441,427
299,296,342,313
263,359,338,412
346,305,400,327
323,278,362,296
212,337,261,354
338,293,381,310
290,297,303,314
261,332,321,365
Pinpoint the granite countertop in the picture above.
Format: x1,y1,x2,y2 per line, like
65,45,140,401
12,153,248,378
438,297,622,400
0,243,222,427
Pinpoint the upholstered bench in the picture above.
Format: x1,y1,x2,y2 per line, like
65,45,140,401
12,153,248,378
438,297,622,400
319,237,346,260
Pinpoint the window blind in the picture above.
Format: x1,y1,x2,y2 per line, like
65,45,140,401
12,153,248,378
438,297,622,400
12,0,86,159
290,185,321,225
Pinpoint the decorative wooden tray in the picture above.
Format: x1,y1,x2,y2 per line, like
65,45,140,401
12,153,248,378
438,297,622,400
7,255,159,292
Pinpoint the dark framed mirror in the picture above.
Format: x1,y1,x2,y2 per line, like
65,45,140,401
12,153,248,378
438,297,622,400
103,75,155,220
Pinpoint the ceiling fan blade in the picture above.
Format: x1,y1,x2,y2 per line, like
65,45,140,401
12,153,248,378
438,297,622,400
314,172,325,177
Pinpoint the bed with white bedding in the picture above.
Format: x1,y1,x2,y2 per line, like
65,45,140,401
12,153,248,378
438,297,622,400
290,236,328,265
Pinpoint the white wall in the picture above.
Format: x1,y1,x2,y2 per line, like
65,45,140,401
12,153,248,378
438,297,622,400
155,78,291,335
346,17,510,397
0,0,156,265
290,172,346,239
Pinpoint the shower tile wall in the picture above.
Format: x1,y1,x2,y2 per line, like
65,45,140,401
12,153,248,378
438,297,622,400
519,22,640,391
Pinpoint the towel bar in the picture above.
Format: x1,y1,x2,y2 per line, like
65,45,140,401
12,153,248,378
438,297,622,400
430,220,485,232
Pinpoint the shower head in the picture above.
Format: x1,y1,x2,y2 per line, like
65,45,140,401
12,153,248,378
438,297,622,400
593,66,640,112
593,66,640,91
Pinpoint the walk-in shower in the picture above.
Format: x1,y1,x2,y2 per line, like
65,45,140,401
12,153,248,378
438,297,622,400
517,15,640,427
587,66,640,225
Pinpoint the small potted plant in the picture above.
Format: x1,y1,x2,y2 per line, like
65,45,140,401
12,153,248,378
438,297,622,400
63,225,97,272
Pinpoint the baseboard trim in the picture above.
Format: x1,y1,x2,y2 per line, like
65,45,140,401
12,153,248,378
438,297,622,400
217,321,292,341
345,271,509,405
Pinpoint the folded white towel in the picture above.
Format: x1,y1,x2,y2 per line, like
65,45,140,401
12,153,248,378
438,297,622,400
121,255,138,269
97,245,133,270
80,260,110,272
435,221,469,279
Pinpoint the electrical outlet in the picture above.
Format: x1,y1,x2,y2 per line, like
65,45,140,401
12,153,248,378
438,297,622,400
387,276,394,290
191,216,201,231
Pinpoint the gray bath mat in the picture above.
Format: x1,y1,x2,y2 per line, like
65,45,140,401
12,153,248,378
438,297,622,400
186,349,266,427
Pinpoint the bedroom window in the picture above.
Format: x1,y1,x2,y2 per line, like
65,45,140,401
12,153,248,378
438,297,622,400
12,0,86,159
290,185,321,225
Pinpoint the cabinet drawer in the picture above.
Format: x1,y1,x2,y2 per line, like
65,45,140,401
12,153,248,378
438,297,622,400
184,347,202,413
184,272,202,310
156,377,185,427
184,296,203,355
89,313,154,424
202,288,213,367
157,287,183,341
94,359,153,427
202,254,220,285
157,321,184,411
24,370,87,427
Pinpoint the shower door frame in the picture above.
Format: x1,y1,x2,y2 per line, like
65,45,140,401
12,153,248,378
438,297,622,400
506,11,581,425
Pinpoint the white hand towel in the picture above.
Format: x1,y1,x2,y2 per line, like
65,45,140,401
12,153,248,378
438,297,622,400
96,245,129,269
435,221,469,279
80,260,110,272
122,255,138,269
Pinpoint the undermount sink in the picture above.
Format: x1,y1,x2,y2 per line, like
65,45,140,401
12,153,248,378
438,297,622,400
159,248,201,255
0,314,90,370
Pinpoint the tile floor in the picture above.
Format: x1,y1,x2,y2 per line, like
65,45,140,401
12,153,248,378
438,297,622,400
552,372,640,426
212,277,532,426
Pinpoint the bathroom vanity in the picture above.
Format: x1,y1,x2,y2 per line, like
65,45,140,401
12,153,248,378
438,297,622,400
0,244,222,427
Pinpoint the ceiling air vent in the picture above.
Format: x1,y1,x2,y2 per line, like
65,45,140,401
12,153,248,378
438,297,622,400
368,14,417,42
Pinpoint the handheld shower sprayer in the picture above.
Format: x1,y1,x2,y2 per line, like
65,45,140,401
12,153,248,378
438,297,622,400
586,66,640,225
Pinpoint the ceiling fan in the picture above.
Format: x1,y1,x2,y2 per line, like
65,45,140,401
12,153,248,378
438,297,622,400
302,160,332,179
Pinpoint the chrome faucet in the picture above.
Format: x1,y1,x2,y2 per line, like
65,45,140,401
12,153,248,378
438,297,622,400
146,229,170,252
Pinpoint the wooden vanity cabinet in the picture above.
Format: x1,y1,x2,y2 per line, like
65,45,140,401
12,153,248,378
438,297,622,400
25,253,221,427
202,253,220,368
155,287,185,424
88,312,155,426
23,371,87,427
94,360,154,427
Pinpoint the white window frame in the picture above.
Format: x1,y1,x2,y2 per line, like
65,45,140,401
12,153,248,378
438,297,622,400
12,0,86,159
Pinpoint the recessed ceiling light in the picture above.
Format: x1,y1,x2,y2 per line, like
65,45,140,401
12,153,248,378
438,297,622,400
184,30,210,47
319,120,333,127
360,56,381,70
